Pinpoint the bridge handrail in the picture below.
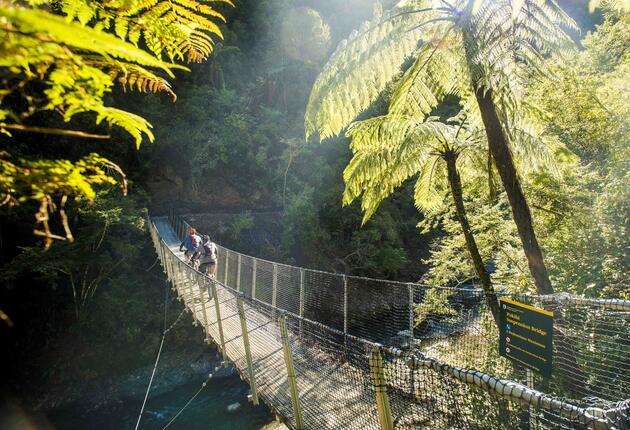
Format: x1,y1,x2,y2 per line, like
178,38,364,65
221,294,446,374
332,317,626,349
174,212,630,311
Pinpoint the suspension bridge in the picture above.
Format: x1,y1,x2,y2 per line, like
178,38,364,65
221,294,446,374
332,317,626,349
148,214,630,430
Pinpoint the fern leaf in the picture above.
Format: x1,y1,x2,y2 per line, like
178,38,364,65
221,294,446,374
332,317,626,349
305,2,437,141
0,6,180,77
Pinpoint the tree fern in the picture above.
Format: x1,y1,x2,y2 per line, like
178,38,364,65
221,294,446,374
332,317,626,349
304,1,439,140
307,0,578,295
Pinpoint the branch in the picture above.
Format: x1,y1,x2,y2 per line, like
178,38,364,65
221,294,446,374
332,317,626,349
531,204,563,217
3,124,111,139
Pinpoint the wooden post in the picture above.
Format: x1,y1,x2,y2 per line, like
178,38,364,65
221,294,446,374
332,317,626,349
236,254,242,292
299,268,305,338
211,281,229,367
408,283,415,398
186,267,196,309
175,261,184,301
272,264,278,307
198,274,211,342
343,275,348,354
272,264,278,319
252,259,257,300
279,315,303,430
343,275,348,333
169,258,178,292
164,248,172,283
369,346,393,430
408,283,414,346
224,250,229,286
237,296,259,405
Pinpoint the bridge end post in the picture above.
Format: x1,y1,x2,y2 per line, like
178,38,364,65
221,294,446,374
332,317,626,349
279,315,304,430
369,345,394,430
237,295,259,405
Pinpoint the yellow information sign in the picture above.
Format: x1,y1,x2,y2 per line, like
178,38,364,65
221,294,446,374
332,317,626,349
499,297,554,377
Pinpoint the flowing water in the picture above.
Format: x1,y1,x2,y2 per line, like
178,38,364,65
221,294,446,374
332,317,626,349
48,373,274,430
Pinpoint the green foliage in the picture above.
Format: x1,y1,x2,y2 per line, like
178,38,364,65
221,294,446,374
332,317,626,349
414,288,458,324
305,0,577,143
280,7,331,63
304,1,429,140
0,0,232,245
419,193,532,291
2,189,148,320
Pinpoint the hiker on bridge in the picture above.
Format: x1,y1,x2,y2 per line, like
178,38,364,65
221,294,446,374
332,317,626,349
179,227,202,264
198,235,218,278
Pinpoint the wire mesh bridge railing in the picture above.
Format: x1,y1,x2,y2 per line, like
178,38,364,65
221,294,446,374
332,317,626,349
149,213,630,430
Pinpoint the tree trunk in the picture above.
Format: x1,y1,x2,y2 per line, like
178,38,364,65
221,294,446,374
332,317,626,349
444,152,500,325
473,87,554,295
487,152,497,203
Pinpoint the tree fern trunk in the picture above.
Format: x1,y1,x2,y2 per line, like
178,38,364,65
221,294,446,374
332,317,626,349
444,152,499,325
487,152,497,203
473,87,554,295
472,90,588,397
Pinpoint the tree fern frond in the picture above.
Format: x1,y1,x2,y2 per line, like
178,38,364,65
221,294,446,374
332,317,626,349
503,116,563,178
0,6,180,77
344,113,472,221
95,106,154,148
114,64,176,100
388,32,460,118
305,2,438,141
414,155,447,212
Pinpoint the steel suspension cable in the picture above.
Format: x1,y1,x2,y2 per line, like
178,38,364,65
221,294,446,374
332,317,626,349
160,374,213,430
134,279,170,430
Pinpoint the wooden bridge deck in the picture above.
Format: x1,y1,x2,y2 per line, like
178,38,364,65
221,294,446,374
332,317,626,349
153,218,395,430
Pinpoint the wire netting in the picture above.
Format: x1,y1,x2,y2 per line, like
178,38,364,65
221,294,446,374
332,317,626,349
150,213,630,430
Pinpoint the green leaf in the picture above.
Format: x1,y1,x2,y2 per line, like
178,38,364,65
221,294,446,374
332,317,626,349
0,5,180,77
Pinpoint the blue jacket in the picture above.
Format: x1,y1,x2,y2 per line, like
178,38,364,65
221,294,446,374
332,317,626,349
181,234,201,252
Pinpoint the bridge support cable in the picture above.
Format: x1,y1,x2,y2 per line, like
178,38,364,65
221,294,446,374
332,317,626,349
237,294,260,405
279,314,304,430
161,373,213,430
135,229,172,430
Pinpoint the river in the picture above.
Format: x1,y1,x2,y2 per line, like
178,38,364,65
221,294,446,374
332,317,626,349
48,372,274,430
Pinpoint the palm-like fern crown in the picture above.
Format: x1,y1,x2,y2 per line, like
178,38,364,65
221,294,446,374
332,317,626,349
305,0,577,141
344,109,562,223
305,0,575,222
344,115,472,220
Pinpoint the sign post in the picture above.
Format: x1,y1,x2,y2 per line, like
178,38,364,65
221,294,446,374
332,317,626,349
499,297,553,378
